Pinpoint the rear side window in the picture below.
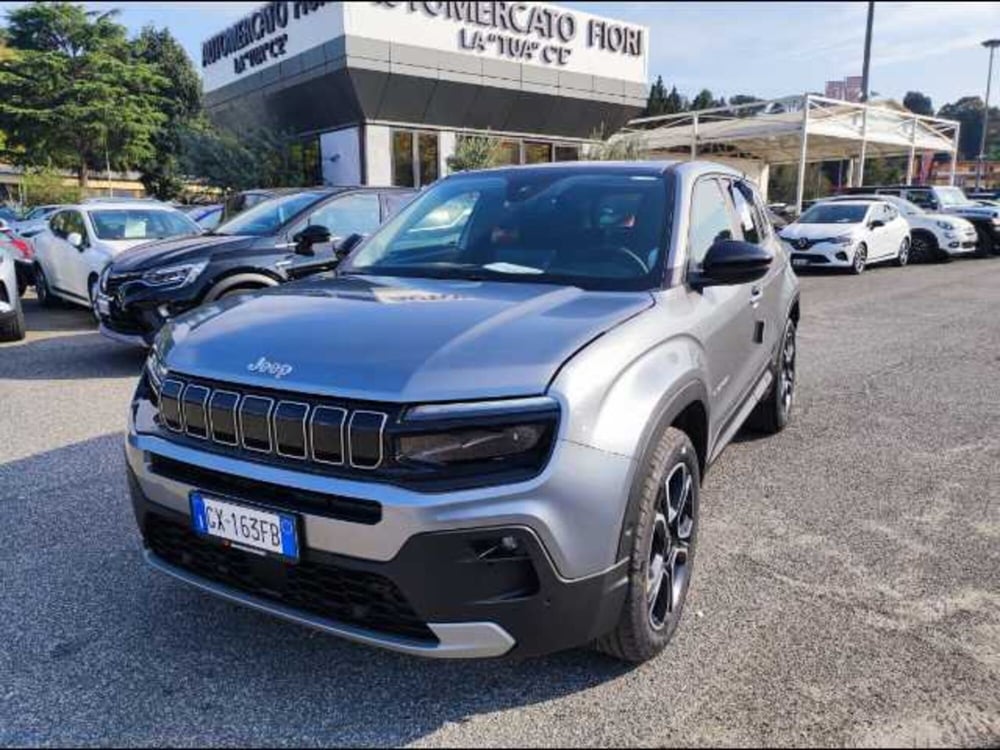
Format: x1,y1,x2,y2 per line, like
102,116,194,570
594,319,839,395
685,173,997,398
904,189,935,209
303,193,381,238
688,178,735,269
383,192,416,218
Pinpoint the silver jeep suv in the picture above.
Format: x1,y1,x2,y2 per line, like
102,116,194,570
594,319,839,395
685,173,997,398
126,161,800,663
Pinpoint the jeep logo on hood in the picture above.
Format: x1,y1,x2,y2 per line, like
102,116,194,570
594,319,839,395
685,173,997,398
247,356,293,379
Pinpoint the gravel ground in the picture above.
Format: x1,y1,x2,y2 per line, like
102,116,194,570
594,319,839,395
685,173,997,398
1,259,999,747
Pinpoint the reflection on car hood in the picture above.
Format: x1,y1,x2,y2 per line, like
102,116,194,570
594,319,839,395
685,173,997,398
109,234,254,272
161,274,653,403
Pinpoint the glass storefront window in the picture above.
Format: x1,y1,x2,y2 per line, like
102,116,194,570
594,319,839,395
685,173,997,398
418,132,439,187
392,130,416,188
524,142,552,164
554,145,581,162
495,140,520,166
392,129,439,188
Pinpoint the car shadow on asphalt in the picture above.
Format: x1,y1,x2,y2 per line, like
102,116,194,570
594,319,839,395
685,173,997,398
0,433,636,746
0,331,145,380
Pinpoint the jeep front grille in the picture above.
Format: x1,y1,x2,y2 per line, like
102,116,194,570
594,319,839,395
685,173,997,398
158,376,388,471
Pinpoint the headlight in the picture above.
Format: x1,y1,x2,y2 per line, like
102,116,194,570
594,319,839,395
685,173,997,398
936,220,956,230
144,349,167,393
142,261,207,288
399,425,546,465
831,234,854,245
396,397,559,478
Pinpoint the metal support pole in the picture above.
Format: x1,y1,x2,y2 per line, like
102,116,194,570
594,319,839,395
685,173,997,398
690,114,698,161
951,123,961,186
976,42,998,190
860,1,874,103
857,108,869,186
906,117,917,184
795,96,810,214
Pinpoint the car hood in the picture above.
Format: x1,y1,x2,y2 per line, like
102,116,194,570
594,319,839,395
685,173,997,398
110,233,254,272
159,274,653,403
780,223,861,240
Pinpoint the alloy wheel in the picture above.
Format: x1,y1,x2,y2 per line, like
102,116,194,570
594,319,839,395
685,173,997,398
898,238,910,266
853,245,867,274
647,461,695,630
36,267,48,303
89,279,101,324
780,322,796,414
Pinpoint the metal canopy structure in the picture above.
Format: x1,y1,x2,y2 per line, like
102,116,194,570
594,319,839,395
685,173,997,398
617,94,961,212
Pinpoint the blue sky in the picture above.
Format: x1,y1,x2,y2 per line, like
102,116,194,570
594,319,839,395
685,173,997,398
2,1,998,110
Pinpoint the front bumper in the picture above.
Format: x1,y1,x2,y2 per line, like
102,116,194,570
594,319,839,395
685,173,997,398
786,243,855,268
126,424,634,659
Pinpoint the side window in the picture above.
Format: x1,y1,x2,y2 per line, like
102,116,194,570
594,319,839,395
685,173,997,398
49,212,66,238
905,189,933,210
884,204,898,221
383,192,416,219
302,193,381,238
66,211,89,245
688,178,735,269
728,180,766,243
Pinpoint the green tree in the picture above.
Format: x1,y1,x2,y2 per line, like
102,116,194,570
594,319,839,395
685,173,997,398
19,166,82,206
131,25,202,199
0,3,167,187
446,133,504,172
903,91,933,116
179,121,302,193
938,96,999,161
643,75,668,117
691,88,716,111
665,86,686,114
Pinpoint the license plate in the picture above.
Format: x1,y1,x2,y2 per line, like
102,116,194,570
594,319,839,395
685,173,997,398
96,296,110,316
792,258,808,267
190,492,299,560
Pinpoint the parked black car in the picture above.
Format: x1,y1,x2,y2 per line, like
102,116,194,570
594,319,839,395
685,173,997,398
96,186,417,346
221,188,303,223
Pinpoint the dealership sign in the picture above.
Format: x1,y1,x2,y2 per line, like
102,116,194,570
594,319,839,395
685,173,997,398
202,1,648,92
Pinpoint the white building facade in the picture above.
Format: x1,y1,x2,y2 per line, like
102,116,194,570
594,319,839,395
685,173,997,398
201,1,649,187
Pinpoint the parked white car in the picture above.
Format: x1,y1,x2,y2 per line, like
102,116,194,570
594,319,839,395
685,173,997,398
779,200,910,274
819,194,978,262
33,202,201,313
0,245,25,341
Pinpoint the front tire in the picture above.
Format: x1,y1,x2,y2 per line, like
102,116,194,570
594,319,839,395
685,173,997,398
88,277,101,324
34,264,57,307
850,244,867,275
0,294,26,342
894,237,910,267
596,427,699,663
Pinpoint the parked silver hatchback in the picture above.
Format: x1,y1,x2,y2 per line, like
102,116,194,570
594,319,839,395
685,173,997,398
126,161,800,663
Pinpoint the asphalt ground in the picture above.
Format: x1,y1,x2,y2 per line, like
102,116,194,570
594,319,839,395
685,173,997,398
1,258,999,747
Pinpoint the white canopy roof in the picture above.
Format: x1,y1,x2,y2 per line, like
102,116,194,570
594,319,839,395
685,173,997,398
615,94,961,210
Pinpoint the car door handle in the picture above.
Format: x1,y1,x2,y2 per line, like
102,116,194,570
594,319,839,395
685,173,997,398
750,286,763,306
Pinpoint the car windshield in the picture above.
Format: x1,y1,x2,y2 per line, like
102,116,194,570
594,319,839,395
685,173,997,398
937,187,971,207
89,209,200,240
798,204,867,224
27,206,57,220
343,170,671,291
214,192,326,236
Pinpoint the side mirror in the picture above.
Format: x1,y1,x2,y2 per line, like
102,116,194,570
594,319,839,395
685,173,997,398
868,219,885,229
67,231,84,249
334,232,366,258
694,239,772,287
291,224,332,255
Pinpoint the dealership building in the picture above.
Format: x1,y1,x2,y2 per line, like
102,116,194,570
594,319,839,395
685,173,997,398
201,1,649,188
